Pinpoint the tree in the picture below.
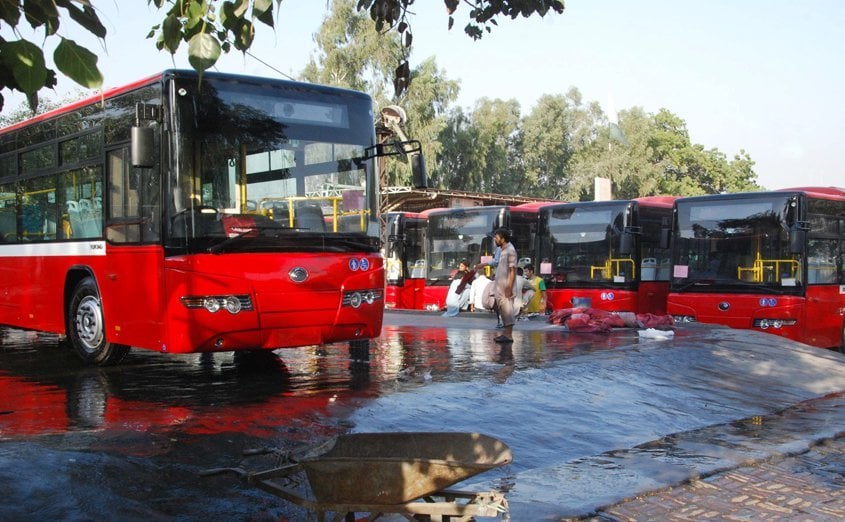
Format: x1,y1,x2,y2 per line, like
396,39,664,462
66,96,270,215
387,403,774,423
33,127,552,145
0,0,564,114
521,89,601,200
300,0,459,188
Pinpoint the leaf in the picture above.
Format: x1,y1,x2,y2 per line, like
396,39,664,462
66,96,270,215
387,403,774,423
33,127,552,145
0,39,48,93
62,2,107,39
233,19,254,51
162,13,183,53
54,37,103,89
0,0,21,27
254,0,274,28
23,0,59,29
188,32,221,73
232,0,248,18
220,1,237,30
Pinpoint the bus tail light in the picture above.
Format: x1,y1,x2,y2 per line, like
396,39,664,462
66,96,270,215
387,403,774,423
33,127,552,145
754,318,797,330
181,295,254,314
342,289,383,308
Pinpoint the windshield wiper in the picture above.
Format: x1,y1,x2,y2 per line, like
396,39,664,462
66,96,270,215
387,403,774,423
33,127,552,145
673,279,714,292
207,225,294,254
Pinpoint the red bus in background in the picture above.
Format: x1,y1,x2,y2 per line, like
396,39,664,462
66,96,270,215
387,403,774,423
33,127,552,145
668,187,845,352
0,70,411,364
384,211,426,309
536,196,675,314
419,204,541,311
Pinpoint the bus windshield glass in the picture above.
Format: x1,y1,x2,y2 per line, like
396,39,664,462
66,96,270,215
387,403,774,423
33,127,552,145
427,208,503,283
672,194,802,293
168,76,378,253
540,202,632,287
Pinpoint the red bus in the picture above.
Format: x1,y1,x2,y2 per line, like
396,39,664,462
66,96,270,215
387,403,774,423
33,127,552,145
0,70,408,364
535,196,675,314
668,187,845,351
384,211,425,309
418,204,541,311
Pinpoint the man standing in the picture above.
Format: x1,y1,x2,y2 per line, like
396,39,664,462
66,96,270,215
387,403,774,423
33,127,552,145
492,227,517,343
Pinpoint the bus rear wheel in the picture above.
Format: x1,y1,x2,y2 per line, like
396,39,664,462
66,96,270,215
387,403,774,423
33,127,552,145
67,277,129,365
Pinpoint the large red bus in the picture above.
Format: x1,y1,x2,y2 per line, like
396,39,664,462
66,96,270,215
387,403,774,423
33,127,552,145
535,196,675,314
667,187,845,351
0,70,407,364
418,204,541,311
383,211,425,309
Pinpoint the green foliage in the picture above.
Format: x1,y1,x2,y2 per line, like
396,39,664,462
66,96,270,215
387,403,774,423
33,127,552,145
302,0,458,188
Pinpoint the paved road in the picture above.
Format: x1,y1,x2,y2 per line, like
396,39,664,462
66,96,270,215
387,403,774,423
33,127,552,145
591,434,845,521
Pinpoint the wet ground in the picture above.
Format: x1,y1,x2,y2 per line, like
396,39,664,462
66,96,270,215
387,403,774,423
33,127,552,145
1,311,844,520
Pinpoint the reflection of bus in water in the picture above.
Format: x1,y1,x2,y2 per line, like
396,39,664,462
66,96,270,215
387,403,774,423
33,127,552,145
384,211,426,309
420,204,541,311
0,328,375,441
668,187,845,351
0,70,406,364
536,197,675,314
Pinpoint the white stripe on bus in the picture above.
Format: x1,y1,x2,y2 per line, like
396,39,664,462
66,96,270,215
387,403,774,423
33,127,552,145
0,241,107,257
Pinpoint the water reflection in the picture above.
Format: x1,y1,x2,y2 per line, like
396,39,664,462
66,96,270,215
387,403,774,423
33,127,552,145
0,320,638,444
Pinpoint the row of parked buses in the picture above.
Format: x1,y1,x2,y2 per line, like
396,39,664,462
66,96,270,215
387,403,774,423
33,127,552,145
0,70,842,366
384,187,845,352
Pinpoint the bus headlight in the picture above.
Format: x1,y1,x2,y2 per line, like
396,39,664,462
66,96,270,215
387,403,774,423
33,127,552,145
224,296,242,314
753,318,796,330
342,289,383,308
203,297,221,313
181,295,254,314
673,315,696,324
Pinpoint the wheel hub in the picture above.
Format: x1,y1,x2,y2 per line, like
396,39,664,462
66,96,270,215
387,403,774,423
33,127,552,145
76,295,104,353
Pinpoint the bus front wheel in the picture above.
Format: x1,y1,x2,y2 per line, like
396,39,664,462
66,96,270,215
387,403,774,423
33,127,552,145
839,323,845,355
67,277,129,365
349,339,370,362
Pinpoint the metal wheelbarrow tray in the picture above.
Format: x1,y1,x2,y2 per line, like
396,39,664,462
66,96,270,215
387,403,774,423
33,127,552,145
209,431,512,520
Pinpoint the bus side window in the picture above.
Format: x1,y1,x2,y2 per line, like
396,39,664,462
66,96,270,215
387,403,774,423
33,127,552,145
0,182,17,242
105,147,161,244
808,238,841,284
21,176,58,241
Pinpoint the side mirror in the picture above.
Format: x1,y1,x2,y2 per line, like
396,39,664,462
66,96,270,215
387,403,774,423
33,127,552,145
410,152,427,189
619,226,641,256
659,227,671,250
788,222,809,254
619,232,634,256
131,126,155,168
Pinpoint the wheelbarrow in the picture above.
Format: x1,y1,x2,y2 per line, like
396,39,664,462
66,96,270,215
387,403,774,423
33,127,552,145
203,431,513,521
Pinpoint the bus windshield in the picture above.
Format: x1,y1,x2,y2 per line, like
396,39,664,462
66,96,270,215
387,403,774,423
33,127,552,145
672,194,802,293
540,202,633,287
427,208,504,283
168,76,378,253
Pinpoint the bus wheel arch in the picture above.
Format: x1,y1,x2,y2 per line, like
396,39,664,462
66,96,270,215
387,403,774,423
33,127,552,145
65,273,129,365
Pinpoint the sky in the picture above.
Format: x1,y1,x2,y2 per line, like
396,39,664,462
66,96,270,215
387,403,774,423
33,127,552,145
3,0,843,190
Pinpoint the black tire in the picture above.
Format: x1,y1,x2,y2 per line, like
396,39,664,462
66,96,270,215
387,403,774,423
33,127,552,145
349,339,370,362
67,277,129,365
838,323,845,354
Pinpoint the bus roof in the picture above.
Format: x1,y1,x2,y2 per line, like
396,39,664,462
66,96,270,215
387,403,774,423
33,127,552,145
1,69,372,136
633,195,677,208
0,72,165,135
776,186,845,201
676,187,845,204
